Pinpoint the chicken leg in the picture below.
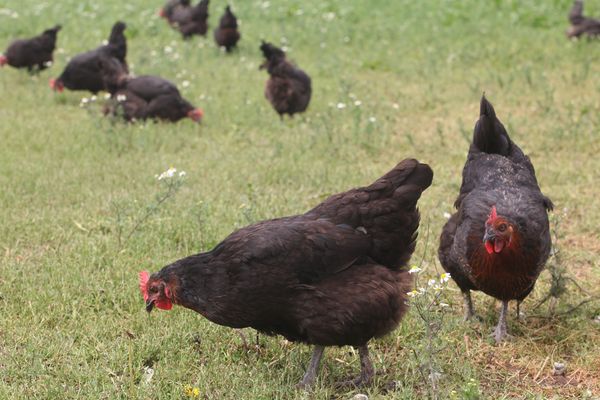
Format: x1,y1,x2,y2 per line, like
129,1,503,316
297,345,325,389
462,290,477,321
335,345,375,388
491,300,509,343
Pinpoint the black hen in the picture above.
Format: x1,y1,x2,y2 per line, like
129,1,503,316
50,21,127,94
1,25,61,73
260,41,312,117
567,0,600,38
99,58,202,123
160,0,191,21
140,159,433,387
214,5,240,52
163,0,210,38
439,97,553,343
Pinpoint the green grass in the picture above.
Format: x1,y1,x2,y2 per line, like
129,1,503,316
1,0,600,398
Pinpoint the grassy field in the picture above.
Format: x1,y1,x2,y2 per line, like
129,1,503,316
1,0,599,398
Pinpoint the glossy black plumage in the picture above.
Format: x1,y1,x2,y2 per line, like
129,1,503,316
260,41,311,117
99,59,200,123
51,22,127,94
1,25,61,72
438,96,552,342
214,5,240,52
144,159,433,385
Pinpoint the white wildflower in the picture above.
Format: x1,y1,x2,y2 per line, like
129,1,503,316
429,372,443,383
392,103,399,109
439,273,451,283
336,102,346,110
443,211,451,219
43,61,53,67
116,94,127,102
323,12,336,21
428,279,436,287
141,366,154,385
90,95,97,102
368,116,376,123
354,100,362,107
439,302,449,308
102,39,109,46
260,1,270,9
407,290,420,298
104,93,111,100
178,171,186,177
408,266,422,274
157,167,177,180
182,80,190,88
164,46,173,54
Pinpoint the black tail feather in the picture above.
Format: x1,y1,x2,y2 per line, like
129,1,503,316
472,96,511,156
569,0,584,25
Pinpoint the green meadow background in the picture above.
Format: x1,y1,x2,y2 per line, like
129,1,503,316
0,0,599,398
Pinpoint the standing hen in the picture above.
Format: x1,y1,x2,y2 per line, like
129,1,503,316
1,25,61,73
260,41,311,117
214,5,240,52
50,21,127,94
140,159,433,387
439,96,553,343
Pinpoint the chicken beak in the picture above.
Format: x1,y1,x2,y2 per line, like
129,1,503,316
483,228,495,243
146,300,155,313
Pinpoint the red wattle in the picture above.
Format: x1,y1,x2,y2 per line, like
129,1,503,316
484,241,494,254
156,300,173,310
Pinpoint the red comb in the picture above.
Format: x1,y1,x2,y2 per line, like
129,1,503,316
0,55,7,66
486,206,498,224
139,271,149,301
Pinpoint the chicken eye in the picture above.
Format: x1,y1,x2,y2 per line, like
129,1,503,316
498,223,507,232
149,286,158,294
